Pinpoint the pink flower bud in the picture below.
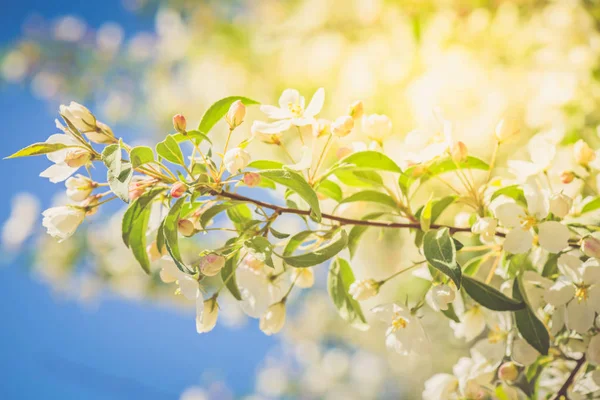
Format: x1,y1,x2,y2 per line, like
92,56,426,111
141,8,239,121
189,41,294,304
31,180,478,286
560,171,575,184
64,149,92,168
582,237,600,258
331,116,354,137
243,172,261,187
173,114,187,133
348,100,364,119
450,141,468,163
146,241,162,262
178,219,195,237
226,100,246,129
199,254,226,276
170,182,187,198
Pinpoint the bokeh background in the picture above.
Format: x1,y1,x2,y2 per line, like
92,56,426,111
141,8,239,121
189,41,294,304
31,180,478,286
3,0,600,399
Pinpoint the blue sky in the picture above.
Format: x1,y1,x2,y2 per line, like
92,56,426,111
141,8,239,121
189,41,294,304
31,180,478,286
0,1,275,398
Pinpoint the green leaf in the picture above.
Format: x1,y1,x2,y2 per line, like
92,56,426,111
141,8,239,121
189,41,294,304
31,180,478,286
581,197,600,214
316,180,343,202
199,202,237,228
462,255,487,276
462,276,524,311
322,151,402,181
491,185,528,207
221,252,242,301
5,142,70,159
423,228,462,288
430,196,457,222
420,195,433,231
156,135,185,166
121,188,165,274
156,218,167,253
173,130,212,144
102,143,133,203
403,156,489,188
334,170,383,187
327,258,369,330
513,277,550,355
244,236,274,268
269,228,290,239
247,160,284,170
441,303,461,323
130,146,155,168
283,230,348,268
226,203,253,231
340,190,398,209
283,231,316,257
163,198,191,273
259,169,321,222
198,96,260,134
348,212,386,259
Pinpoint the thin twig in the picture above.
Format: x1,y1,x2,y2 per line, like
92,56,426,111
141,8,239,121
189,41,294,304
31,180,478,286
552,355,586,400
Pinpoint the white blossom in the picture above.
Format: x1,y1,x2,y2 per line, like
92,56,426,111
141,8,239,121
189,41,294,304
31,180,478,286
256,88,324,133
42,206,85,242
259,301,286,335
372,303,427,355
223,147,251,174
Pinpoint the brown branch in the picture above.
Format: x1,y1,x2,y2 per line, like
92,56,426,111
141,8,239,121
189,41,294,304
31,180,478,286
552,355,586,400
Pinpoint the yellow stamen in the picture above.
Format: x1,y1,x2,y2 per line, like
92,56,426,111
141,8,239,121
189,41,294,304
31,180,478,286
391,313,408,332
575,285,589,302
519,215,536,230
287,102,303,117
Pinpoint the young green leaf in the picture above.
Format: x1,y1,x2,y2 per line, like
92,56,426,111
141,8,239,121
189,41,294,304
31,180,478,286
462,276,524,311
441,303,461,323
163,198,191,273
221,252,242,301
283,231,316,257
347,212,386,259
321,150,402,182
259,169,321,222
423,228,462,288
283,230,348,268
244,236,274,268
247,160,284,170
5,142,70,159
328,258,369,331
198,96,260,134
173,130,212,144
269,228,290,239
581,197,600,214
334,170,383,187
102,143,132,203
130,146,155,168
121,188,165,274
420,195,434,231
156,135,185,166
340,190,398,210
513,277,550,355
199,202,237,228
491,185,528,207
316,180,343,202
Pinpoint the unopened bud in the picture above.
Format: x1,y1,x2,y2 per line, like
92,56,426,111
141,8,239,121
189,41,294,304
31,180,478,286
170,182,187,198
65,174,95,202
582,236,600,258
82,195,100,217
173,114,187,133
64,149,91,168
494,118,517,142
226,100,246,130
146,241,162,262
549,193,572,218
348,279,380,301
574,139,596,166
498,362,519,382
243,172,261,187
348,100,364,119
560,171,575,184
178,219,195,237
450,141,468,163
331,116,354,137
199,254,226,276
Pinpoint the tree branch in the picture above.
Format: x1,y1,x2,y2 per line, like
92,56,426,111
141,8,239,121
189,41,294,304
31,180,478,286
552,355,586,400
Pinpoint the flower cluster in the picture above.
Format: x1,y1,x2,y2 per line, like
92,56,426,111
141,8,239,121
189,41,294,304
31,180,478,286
7,86,600,398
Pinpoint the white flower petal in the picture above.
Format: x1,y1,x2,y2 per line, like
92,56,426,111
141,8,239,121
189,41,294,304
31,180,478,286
179,276,200,300
278,88,300,109
252,119,292,134
538,221,570,253
503,228,533,254
495,203,525,228
287,146,312,171
558,254,583,282
550,305,565,335
259,105,291,120
303,87,324,117
40,163,78,183
566,300,595,333
544,277,575,307
512,338,540,366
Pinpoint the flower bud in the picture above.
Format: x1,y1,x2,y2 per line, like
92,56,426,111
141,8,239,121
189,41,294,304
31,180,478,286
291,267,315,289
60,101,96,133
170,182,187,198
429,284,456,311
560,171,575,184
494,118,517,142
178,219,195,237
224,148,251,174
498,362,519,382
331,115,354,137
313,118,331,137
581,237,600,258
348,279,380,301
84,121,116,144
196,296,219,334
574,139,596,166
259,301,286,335
243,172,261,187
199,254,226,276
64,149,91,168
244,253,265,272
42,206,86,242
471,217,497,242
450,141,468,163
82,195,100,216
173,114,187,133
336,147,352,160
146,241,163,262
348,100,364,119
362,114,392,143
225,100,246,130
549,193,572,218
65,174,95,202
129,180,147,201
